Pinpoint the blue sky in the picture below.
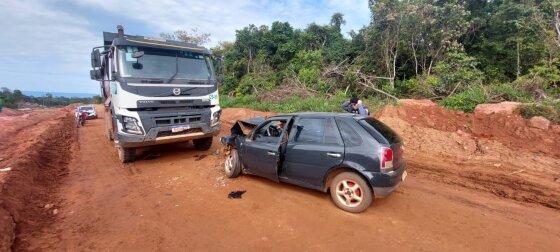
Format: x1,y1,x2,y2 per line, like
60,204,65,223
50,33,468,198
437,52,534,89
0,0,370,94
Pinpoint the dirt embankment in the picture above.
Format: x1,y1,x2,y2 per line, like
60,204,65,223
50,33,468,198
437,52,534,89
376,100,560,209
0,108,75,251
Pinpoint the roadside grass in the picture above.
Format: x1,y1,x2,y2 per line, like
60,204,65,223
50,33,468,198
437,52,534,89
221,92,392,114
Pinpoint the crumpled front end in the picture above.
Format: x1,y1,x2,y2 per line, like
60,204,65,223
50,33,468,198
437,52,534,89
220,116,266,148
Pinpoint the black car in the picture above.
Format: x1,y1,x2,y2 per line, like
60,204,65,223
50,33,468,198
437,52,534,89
221,112,406,213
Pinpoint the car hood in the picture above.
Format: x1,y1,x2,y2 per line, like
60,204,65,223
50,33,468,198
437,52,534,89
231,117,266,136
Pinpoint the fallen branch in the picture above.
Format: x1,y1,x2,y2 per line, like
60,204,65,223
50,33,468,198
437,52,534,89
354,70,399,100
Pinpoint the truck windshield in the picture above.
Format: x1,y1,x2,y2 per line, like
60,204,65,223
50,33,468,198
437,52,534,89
117,46,213,81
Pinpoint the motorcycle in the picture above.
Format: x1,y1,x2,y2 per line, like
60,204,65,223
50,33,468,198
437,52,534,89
76,111,88,127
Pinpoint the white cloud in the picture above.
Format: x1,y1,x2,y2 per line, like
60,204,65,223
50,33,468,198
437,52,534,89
74,0,370,45
0,0,370,93
0,0,99,92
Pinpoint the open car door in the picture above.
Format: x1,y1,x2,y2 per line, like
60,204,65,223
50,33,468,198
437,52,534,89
241,117,291,182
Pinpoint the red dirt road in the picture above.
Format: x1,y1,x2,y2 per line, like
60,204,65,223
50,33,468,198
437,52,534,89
7,107,560,251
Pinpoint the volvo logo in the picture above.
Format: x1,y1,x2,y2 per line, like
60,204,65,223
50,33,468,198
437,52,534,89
172,88,181,96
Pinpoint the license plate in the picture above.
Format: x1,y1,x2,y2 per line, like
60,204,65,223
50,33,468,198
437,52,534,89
402,171,407,181
171,125,190,133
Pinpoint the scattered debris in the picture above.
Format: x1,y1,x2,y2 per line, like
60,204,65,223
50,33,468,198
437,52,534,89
228,190,246,199
195,154,207,161
215,176,227,187
212,150,220,156
44,204,54,209
507,170,525,175
52,209,59,215
0,157,4,162
0,167,12,172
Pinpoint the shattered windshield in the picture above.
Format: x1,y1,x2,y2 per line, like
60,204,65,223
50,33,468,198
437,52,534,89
117,46,213,81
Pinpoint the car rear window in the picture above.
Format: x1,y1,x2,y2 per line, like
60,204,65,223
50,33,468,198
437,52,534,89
359,118,401,144
335,119,362,146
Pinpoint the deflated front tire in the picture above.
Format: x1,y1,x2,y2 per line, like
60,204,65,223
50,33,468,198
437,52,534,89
224,149,241,178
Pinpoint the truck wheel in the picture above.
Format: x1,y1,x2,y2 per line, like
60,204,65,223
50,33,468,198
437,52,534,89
329,172,373,213
224,149,241,178
118,147,136,163
193,137,213,150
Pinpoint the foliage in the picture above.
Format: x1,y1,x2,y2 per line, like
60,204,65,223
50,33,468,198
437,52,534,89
431,50,484,96
488,83,532,102
222,92,349,113
519,100,560,124
440,86,488,112
0,87,95,108
160,29,211,45
92,95,103,104
213,0,560,113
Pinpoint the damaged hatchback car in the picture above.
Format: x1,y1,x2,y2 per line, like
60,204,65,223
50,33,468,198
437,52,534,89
221,112,406,213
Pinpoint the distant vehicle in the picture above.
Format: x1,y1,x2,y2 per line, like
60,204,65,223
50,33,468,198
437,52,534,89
78,105,97,119
89,25,221,163
221,112,406,213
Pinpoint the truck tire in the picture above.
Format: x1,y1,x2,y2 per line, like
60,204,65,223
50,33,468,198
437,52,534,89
193,137,213,150
224,149,241,178
329,172,373,213
118,147,136,163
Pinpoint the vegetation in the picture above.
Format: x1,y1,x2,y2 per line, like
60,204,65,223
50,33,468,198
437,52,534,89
206,0,560,121
0,87,98,109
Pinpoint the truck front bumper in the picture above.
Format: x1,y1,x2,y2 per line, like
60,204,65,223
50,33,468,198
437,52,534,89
116,123,220,148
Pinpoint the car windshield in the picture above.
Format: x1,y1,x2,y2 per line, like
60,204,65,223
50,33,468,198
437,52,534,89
79,106,93,111
117,46,213,81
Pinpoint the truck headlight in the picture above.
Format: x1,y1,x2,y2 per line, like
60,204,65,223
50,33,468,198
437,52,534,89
211,109,221,126
123,116,143,134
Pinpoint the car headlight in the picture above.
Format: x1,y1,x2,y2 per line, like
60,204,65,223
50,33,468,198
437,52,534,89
211,109,221,126
122,116,143,134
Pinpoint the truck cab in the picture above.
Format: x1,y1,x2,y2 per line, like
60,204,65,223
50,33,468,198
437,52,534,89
90,26,221,163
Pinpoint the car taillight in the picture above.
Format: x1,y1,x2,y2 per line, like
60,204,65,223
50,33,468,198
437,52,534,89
380,147,393,172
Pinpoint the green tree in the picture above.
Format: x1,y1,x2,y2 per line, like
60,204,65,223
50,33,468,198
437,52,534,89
160,29,211,45
330,12,346,32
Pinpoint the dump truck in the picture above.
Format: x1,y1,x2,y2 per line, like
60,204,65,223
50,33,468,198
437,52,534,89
90,26,221,163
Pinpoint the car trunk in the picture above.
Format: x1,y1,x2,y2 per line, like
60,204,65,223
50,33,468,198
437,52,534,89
358,118,404,170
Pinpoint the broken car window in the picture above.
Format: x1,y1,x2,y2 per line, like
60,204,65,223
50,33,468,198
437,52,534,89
254,120,285,142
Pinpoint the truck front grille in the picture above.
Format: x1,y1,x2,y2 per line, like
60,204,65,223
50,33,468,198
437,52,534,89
154,115,202,125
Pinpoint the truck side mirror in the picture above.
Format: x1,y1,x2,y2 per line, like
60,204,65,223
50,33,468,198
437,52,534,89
90,69,102,81
91,49,101,68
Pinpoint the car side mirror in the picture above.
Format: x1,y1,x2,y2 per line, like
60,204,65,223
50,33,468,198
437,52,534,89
91,49,101,68
90,69,102,81
132,51,145,58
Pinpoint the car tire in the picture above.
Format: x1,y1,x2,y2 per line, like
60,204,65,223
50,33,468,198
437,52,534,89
329,172,373,213
118,147,136,163
193,137,213,150
224,149,241,178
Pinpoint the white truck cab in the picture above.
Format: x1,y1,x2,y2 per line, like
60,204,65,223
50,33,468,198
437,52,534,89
90,26,221,163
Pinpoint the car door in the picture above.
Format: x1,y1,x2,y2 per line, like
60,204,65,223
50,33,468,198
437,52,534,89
282,116,344,187
242,119,287,182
